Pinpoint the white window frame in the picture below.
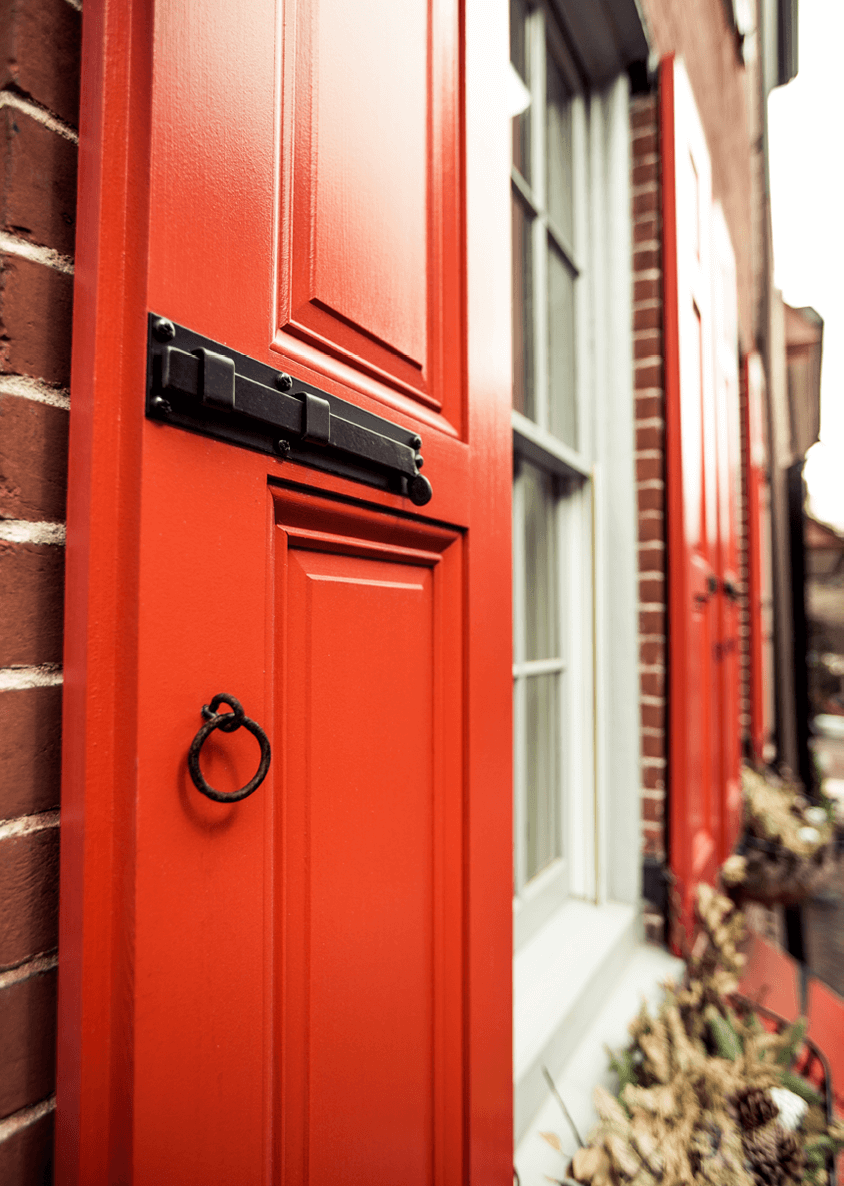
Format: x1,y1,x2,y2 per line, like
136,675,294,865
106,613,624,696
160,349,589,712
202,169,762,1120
509,1,648,1152
511,0,598,949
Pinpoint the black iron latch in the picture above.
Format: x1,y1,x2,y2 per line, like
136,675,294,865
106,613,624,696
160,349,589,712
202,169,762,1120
145,315,433,506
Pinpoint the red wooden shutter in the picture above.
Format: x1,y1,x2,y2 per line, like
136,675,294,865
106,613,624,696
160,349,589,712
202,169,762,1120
663,58,745,941
57,0,514,1181
662,56,719,940
744,350,776,763
712,203,742,858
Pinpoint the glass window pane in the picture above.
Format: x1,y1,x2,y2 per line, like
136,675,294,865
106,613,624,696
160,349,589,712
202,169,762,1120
510,0,531,182
526,672,561,879
546,55,573,242
512,195,535,419
547,243,577,447
522,461,558,659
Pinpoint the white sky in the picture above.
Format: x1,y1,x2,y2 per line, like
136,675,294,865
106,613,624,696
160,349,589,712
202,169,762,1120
768,0,844,530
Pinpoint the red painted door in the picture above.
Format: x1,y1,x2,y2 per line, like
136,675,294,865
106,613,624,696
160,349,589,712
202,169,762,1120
57,1,513,1183
662,55,720,936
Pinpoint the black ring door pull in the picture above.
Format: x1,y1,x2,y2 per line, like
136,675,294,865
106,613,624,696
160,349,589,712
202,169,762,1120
187,693,271,802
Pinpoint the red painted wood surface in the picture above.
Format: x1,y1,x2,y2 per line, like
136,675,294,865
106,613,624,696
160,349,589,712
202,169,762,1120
712,205,742,859
738,932,801,1021
807,978,844,1117
58,0,513,1181
662,55,718,937
743,351,775,763
662,57,743,942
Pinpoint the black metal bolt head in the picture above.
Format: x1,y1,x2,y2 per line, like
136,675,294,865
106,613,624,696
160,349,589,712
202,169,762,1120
150,395,172,415
274,438,291,458
410,434,422,449
275,373,293,392
414,454,424,469
406,473,433,507
152,318,176,342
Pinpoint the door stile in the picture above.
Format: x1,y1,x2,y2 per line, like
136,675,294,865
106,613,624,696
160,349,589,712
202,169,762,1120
464,0,513,1178
58,0,154,1180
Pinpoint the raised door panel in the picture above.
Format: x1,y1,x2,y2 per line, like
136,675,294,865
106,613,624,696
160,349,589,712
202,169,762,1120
277,0,462,429
274,491,464,1184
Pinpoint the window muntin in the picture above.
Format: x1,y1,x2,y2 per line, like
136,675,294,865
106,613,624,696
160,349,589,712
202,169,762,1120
511,1,594,932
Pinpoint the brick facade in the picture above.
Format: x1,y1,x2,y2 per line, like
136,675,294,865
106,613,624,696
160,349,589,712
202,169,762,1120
630,91,669,944
0,0,81,1176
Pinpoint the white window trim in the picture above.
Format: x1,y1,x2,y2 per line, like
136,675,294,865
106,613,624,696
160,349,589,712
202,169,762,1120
511,62,643,1140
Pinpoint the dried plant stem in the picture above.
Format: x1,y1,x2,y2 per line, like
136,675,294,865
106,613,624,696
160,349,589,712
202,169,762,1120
542,1064,585,1149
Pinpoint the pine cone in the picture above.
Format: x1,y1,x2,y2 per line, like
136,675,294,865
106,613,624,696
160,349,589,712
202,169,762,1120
744,1127,785,1185
778,1130,806,1183
736,1087,779,1131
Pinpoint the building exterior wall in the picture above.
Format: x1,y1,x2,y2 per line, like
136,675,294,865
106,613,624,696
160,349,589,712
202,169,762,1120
630,89,668,943
0,0,80,1175
638,0,755,350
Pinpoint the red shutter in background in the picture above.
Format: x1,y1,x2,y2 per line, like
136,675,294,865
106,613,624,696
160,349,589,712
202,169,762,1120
712,204,742,858
662,55,719,939
662,57,743,943
744,350,776,763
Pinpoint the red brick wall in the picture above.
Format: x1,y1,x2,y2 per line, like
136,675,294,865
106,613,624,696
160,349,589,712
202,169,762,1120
638,0,755,350
0,0,81,1177
630,90,668,944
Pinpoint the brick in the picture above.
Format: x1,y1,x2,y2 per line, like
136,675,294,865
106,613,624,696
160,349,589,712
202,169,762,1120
0,1108,53,1183
640,640,665,668
0,970,56,1118
639,613,665,640
633,216,659,244
636,458,663,485
640,670,665,698
642,764,666,791
632,187,658,217
0,542,63,665
633,277,660,303
0,827,59,968
632,159,658,188
630,101,657,131
636,424,664,453
642,732,665,760
637,484,664,513
0,0,82,126
631,130,657,158
639,577,665,603
633,304,662,332
0,395,68,521
642,794,665,821
633,247,660,274
637,543,665,572
0,686,61,819
634,363,662,389
1,109,77,256
0,256,73,386
635,394,663,419
633,331,661,360
640,702,664,730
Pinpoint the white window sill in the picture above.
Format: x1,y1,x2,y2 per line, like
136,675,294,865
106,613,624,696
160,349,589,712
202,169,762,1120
513,897,639,1141
515,941,685,1185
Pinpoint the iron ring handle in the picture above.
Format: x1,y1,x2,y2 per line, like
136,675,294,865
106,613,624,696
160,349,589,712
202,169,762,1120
187,693,271,802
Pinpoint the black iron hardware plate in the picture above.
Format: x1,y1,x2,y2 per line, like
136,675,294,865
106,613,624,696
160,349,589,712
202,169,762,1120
145,314,433,506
